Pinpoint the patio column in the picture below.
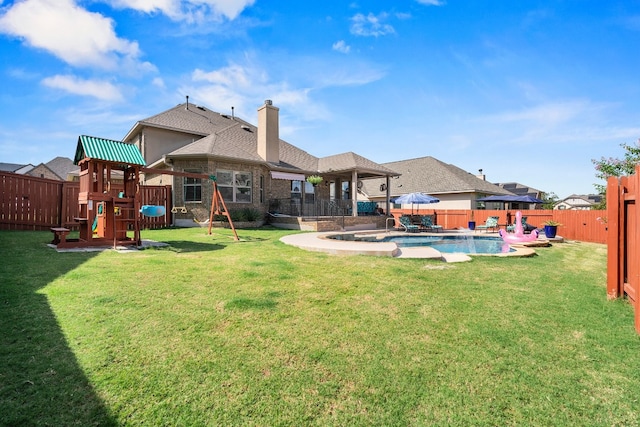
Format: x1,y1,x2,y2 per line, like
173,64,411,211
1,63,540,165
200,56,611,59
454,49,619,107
352,170,358,217
385,175,390,215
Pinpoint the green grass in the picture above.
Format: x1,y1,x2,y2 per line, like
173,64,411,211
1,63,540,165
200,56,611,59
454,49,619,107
1,227,639,426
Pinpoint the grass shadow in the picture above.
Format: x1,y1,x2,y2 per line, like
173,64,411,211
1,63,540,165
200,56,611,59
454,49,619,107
0,231,118,426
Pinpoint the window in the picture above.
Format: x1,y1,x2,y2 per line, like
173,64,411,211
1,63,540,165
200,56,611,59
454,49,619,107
259,175,265,203
217,169,252,203
291,180,302,199
184,171,202,202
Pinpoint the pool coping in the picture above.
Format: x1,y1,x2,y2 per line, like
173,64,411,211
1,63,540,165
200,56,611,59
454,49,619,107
280,229,545,262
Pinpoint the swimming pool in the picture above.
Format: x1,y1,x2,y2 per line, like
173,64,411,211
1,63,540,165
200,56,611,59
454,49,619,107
378,235,513,254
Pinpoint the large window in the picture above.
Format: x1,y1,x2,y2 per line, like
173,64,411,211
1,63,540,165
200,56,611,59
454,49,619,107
184,171,202,202
217,169,252,203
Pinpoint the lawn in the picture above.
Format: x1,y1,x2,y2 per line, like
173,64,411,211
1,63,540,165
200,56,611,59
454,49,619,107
1,227,639,426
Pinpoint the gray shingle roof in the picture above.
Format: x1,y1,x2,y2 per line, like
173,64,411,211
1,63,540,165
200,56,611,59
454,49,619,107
0,162,27,172
495,182,543,197
167,112,320,173
135,103,242,137
139,103,395,177
318,152,399,177
361,156,514,198
45,156,75,180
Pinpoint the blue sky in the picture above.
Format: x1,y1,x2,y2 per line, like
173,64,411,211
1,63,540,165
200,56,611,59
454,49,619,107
1,0,640,198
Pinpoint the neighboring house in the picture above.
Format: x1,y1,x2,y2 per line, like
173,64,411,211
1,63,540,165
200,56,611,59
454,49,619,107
554,194,602,210
493,182,545,210
0,162,34,174
360,157,514,210
122,99,399,223
27,156,75,180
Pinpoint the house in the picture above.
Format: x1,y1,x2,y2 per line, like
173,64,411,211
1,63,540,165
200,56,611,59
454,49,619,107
0,162,34,174
122,99,399,227
554,194,602,210
360,157,513,210
27,156,75,180
492,182,545,210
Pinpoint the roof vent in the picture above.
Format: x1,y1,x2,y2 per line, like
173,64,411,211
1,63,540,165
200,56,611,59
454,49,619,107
221,114,230,119
197,105,206,111
241,125,252,132
265,99,273,105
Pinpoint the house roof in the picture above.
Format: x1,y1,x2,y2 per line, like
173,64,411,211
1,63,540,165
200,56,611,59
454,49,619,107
495,182,544,198
163,110,320,173
75,135,146,166
361,156,514,198
0,162,29,172
138,103,396,178
556,194,602,208
318,152,399,178
43,156,75,180
124,103,242,140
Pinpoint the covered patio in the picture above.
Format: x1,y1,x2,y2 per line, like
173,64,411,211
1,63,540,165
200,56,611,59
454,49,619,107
266,152,399,229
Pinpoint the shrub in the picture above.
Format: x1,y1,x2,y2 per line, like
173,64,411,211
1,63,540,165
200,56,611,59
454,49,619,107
214,208,262,222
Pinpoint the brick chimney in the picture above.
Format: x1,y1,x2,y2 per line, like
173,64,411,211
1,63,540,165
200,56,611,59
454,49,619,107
257,100,279,163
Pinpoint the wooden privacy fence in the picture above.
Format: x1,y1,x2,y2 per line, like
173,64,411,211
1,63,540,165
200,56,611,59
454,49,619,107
0,172,171,231
606,165,640,333
390,208,607,244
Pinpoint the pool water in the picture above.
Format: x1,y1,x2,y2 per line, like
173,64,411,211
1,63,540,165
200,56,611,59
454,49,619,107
380,235,513,254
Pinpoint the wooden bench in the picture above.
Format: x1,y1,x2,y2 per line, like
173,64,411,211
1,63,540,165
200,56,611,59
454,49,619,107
50,227,70,245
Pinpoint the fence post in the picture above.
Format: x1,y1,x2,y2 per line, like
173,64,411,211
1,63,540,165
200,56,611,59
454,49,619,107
634,166,640,333
606,176,621,299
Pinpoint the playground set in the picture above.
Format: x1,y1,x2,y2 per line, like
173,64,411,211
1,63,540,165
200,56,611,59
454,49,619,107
51,135,237,249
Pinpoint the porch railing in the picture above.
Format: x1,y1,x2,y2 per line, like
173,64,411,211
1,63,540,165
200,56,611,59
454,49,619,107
268,198,355,218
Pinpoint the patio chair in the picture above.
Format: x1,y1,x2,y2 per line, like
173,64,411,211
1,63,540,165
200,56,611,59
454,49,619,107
420,215,443,232
399,215,420,233
475,216,499,232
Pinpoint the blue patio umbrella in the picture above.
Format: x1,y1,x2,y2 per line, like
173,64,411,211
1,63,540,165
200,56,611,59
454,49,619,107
391,192,440,214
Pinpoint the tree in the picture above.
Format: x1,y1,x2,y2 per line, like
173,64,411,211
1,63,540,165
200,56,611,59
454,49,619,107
541,192,559,210
592,139,640,208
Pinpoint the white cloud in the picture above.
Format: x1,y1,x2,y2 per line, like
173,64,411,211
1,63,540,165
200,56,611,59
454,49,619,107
105,0,255,22
180,53,386,126
332,40,351,54
41,74,124,101
416,0,445,5
0,0,148,71
350,12,395,37
152,77,166,88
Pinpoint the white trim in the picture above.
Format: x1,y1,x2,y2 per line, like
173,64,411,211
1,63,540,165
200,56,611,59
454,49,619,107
271,171,306,181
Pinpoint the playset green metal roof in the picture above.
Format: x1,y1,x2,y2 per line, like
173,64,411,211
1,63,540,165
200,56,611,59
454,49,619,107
74,135,146,166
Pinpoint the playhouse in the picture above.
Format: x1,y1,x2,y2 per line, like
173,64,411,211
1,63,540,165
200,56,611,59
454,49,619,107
51,135,147,248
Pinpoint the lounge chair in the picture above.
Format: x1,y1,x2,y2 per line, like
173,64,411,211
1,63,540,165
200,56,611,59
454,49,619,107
476,216,499,232
420,215,443,232
399,215,420,232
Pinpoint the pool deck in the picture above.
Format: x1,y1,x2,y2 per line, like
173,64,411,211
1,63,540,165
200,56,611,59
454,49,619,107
280,229,557,262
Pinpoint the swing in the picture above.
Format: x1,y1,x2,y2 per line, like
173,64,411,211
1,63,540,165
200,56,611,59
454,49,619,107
140,182,167,217
140,205,166,217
